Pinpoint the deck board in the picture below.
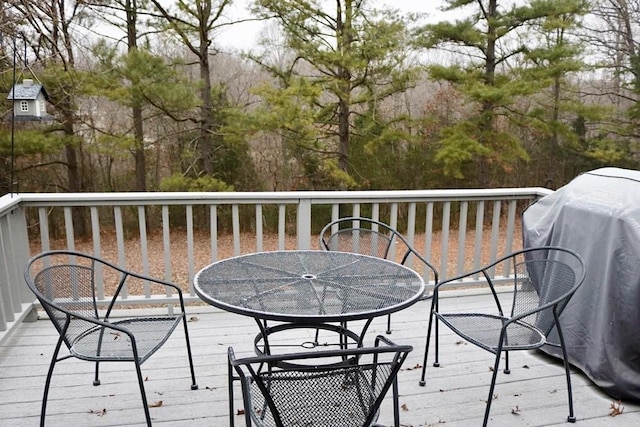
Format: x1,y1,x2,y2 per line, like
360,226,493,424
1,292,639,426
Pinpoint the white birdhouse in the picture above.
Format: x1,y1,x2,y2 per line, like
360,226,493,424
7,79,53,121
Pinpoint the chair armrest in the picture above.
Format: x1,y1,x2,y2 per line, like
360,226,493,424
405,247,439,287
229,336,413,367
118,269,184,296
431,268,504,315
52,307,139,343
375,334,400,348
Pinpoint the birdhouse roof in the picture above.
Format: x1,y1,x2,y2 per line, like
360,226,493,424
7,80,50,101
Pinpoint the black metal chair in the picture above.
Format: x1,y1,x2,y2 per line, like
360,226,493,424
319,216,438,333
419,246,586,426
228,335,412,427
23,250,198,426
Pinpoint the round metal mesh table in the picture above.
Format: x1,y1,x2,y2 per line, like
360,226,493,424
194,250,425,324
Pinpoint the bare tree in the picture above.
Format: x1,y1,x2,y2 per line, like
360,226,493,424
149,0,248,176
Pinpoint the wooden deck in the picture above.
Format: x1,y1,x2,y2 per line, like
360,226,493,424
1,291,639,427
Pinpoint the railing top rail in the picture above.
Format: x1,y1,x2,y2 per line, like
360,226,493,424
0,194,22,216
2,187,552,208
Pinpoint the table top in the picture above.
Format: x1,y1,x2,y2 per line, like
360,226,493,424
194,250,425,323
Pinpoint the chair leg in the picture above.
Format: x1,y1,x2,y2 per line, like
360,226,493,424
420,296,441,386
40,335,65,427
392,377,400,427
94,326,108,386
556,322,576,422
93,362,101,386
386,313,392,334
133,359,153,427
434,313,439,367
228,358,235,427
181,315,199,390
482,350,503,427
503,351,510,374
419,309,436,386
432,297,440,368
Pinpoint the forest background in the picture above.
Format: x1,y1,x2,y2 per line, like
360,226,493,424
1,0,639,200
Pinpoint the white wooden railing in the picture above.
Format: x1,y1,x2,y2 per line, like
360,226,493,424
0,188,552,343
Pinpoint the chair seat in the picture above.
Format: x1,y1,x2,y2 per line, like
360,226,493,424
247,364,385,427
71,316,182,361
437,313,546,352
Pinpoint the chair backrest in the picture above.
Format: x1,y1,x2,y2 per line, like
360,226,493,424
24,250,134,349
495,247,586,336
319,217,438,285
230,338,412,427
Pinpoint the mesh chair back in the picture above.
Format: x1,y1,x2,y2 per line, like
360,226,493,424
319,217,438,284
321,221,397,259
251,363,389,426
27,255,107,348
511,249,582,336
230,339,411,427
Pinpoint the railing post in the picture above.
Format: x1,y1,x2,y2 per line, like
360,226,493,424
0,204,38,344
297,198,312,249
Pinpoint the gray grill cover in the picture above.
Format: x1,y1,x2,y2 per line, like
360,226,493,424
522,167,640,402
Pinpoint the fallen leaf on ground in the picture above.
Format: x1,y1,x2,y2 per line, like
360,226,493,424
148,400,163,408
89,408,107,416
401,403,409,411
609,400,624,417
404,363,422,371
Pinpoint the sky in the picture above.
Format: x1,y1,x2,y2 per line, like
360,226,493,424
216,0,446,51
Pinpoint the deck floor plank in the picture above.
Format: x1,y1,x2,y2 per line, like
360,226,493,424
1,292,639,426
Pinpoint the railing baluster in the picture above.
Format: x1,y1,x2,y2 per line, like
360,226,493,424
457,201,468,277
389,204,399,261
38,207,50,252
162,205,173,285
278,204,286,250
210,205,218,263
352,203,361,219
64,207,74,251
185,205,194,301
423,202,434,281
371,203,380,223
503,200,518,274
473,201,485,279
114,206,127,298
406,202,417,266
137,206,150,297
256,204,263,252
90,207,104,301
232,204,240,255
440,202,451,281
489,200,502,271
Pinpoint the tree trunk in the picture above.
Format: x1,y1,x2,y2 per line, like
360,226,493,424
477,0,498,187
336,0,353,172
127,0,146,191
199,41,214,175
